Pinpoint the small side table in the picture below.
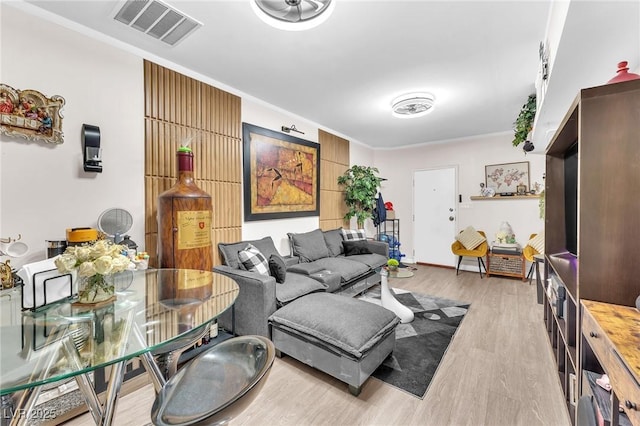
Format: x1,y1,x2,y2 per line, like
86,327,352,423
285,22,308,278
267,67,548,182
534,253,545,304
487,249,526,281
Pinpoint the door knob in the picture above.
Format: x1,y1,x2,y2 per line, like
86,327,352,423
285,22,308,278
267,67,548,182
449,216,454,221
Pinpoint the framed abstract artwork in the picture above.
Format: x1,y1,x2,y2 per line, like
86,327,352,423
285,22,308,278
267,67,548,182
485,161,530,194
242,123,320,221
0,83,65,144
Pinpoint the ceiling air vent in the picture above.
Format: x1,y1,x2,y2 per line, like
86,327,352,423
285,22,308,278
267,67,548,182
114,0,202,46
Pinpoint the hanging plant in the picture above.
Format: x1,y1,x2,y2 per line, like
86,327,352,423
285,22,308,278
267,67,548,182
512,94,537,147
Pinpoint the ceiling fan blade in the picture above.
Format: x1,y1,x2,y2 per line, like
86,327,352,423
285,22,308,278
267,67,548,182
281,5,302,22
302,0,323,12
258,1,291,14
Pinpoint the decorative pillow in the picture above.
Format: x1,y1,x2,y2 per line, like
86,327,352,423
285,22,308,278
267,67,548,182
218,236,278,270
341,228,367,241
237,244,269,276
455,226,486,250
288,229,330,262
343,240,373,256
528,232,545,254
323,228,344,257
268,254,287,284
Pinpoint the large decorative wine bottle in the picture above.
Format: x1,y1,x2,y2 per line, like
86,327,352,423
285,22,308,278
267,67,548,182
157,146,213,271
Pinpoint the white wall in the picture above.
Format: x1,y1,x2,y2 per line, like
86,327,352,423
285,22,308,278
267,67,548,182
373,132,545,268
1,5,144,268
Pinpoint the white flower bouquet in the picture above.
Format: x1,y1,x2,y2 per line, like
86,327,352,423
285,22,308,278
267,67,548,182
55,240,132,303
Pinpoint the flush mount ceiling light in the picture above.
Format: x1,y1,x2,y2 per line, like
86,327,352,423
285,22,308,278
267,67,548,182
391,93,436,118
250,0,335,31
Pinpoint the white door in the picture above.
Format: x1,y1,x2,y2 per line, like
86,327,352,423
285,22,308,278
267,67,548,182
413,167,457,266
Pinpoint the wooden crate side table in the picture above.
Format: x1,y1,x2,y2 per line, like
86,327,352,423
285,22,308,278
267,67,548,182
487,250,526,281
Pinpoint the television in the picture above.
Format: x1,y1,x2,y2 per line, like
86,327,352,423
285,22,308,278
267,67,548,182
564,142,578,256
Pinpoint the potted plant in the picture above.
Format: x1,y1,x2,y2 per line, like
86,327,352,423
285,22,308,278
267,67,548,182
512,94,537,150
337,165,383,228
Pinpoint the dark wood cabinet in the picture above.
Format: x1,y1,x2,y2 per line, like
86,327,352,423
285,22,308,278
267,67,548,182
543,79,640,424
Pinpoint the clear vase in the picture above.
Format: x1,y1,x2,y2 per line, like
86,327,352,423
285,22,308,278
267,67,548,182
77,274,115,304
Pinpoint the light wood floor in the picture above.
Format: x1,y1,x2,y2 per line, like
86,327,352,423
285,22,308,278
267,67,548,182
64,265,571,426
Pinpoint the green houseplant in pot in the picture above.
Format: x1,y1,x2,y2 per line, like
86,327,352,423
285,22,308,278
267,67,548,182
337,165,383,228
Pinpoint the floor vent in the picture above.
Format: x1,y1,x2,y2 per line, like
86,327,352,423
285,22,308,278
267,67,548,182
114,0,202,46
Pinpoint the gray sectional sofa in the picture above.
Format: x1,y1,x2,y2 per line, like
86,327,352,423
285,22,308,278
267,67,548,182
213,228,389,337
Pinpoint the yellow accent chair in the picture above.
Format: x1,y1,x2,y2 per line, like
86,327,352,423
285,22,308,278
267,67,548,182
451,230,488,278
523,233,539,284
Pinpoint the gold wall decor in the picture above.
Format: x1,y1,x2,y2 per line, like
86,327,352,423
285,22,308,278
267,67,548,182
0,83,65,144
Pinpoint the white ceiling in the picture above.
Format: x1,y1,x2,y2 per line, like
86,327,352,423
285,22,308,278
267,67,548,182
21,0,553,148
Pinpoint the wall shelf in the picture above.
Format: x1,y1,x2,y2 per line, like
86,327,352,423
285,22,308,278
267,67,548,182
470,195,540,201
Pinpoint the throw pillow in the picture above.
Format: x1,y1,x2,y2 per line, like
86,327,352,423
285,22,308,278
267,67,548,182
288,229,330,262
341,228,367,241
237,243,269,276
528,232,545,254
456,226,486,250
268,254,287,284
218,236,278,270
323,228,344,257
343,240,373,256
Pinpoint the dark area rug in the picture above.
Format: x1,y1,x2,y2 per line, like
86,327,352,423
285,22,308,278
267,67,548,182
358,287,469,399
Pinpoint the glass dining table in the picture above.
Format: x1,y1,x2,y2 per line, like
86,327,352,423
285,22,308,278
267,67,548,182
0,268,239,426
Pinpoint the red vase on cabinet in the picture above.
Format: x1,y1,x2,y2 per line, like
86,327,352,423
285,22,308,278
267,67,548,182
607,61,640,84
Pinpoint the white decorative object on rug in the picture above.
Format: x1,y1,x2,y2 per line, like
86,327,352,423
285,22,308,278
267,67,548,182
380,268,414,324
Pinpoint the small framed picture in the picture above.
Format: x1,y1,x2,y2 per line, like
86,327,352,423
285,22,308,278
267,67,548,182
517,184,527,195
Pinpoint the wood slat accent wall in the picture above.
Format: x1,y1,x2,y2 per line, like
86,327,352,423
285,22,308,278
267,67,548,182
318,129,349,230
144,61,242,267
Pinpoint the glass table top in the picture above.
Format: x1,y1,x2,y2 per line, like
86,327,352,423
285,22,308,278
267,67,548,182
0,268,238,395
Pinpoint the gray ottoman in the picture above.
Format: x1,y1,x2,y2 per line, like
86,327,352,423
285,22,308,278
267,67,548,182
268,292,399,396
